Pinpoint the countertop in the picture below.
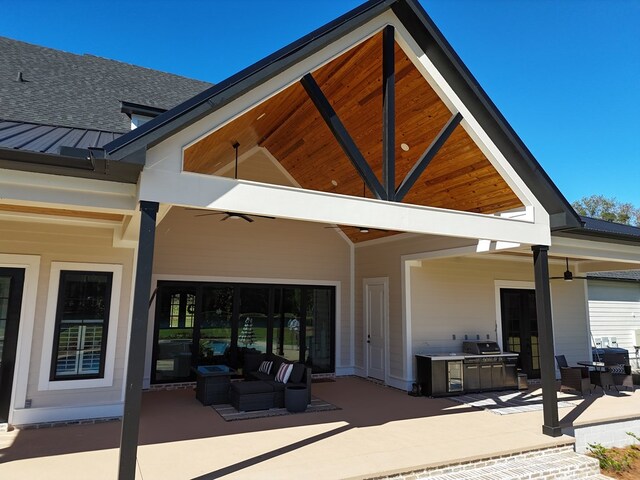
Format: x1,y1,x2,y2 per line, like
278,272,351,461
415,352,518,360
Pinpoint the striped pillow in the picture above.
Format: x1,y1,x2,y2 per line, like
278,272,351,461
258,361,273,374
275,362,293,384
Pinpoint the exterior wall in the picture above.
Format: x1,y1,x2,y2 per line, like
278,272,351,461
408,257,590,381
354,234,475,385
356,240,592,389
588,280,640,354
146,207,351,384
0,219,135,424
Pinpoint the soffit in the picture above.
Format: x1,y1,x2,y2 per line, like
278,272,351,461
0,203,124,222
183,31,523,242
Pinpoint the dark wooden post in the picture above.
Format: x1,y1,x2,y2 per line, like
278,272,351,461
532,245,562,437
118,201,159,479
382,24,395,201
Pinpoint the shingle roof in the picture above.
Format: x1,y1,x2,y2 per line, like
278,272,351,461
0,119,123,154
0,36,212,133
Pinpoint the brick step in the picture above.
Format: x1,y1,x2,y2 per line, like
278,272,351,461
415,448,602,480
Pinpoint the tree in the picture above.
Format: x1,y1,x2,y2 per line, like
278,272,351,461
572,195,640,226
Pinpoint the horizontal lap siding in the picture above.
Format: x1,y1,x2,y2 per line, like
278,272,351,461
411,258,590,370
0,219,134,408
355,235,475,380
589,301,640,354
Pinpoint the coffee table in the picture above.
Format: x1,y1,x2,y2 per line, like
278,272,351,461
194,365,236,405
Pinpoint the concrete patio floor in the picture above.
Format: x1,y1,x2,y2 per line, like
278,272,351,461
0,377,637,479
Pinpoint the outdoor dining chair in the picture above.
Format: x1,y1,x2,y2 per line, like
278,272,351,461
555,355,591,395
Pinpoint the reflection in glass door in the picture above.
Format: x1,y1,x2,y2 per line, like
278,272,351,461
0,268,25,423
198,285,234,366
153,285,196,382
500,288,540,379
305,288,333,373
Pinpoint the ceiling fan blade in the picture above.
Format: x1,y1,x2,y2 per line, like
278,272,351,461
237,214,254,222
194,212,225,217
251,214,275,220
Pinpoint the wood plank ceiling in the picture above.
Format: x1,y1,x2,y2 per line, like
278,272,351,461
184,31,523,242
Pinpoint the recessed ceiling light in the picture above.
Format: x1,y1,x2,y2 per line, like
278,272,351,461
401,143,410,151
257,113,266,120
331,180,338,187
359,227,369,233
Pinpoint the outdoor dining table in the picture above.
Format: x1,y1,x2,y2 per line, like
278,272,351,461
577,361,616,392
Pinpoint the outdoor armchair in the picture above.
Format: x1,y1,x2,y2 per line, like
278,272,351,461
555,355,591,395
603,352,635,391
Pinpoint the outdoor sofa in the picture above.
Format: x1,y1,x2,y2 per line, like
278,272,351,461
228,352,312,411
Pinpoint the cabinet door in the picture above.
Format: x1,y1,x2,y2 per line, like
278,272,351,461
479,365,492,389
463,364,480,391
491,364,504,389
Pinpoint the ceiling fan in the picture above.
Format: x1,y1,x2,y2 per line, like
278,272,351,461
550,257,588,281
189,210,275,223
186,142,275,223
324,225,387,234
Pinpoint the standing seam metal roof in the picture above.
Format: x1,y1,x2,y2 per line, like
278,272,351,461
0,119,123,154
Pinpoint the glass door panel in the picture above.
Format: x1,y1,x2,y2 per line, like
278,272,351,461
0,268,25,422
237,287,269,354
304,287,333,373
272,288,302,362
154,285,197,382
199,286,234,365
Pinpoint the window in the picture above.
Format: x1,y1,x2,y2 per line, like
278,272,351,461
51,271,113,380
39,262,122,391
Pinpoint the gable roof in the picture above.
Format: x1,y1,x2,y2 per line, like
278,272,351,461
103,0,581,230
0,36,211,133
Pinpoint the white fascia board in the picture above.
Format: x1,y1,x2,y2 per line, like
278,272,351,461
551,236,640,264
0,168,137,213
139,169,550,245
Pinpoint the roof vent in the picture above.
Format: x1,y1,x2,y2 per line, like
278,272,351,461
16,71,25,82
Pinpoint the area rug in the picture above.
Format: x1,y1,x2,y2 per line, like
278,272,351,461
212,397,340,421
448,391,577,415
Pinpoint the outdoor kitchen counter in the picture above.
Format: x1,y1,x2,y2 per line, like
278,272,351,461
416,353,518,360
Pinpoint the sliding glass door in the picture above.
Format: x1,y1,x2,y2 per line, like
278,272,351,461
151,281,335,383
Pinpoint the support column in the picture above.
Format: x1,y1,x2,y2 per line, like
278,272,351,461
118,201,159,479
532,245,562,437
382,24,395,201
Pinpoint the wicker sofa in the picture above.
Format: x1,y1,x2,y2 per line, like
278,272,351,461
228,352,312,411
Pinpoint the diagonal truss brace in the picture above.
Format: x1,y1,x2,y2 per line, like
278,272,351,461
300,73,387,200
395,112,462,202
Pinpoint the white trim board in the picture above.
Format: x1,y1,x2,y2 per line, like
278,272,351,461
38,262,123,391
0,254,40,425
139,170,551,245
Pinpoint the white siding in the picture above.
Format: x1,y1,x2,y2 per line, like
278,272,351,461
587,281,640,354
0,219,135,411
356,241,592,384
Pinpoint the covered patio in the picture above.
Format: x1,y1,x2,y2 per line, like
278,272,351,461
2,377,638,479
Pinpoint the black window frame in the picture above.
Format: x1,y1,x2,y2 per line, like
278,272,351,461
50,270,113,381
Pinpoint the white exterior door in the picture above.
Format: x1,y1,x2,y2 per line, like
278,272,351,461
365,278,387,381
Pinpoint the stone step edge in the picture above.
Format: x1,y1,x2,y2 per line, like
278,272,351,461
360,443,577,480
417,450,600,480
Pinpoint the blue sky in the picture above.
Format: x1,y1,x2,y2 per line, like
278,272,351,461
2,0,638,205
